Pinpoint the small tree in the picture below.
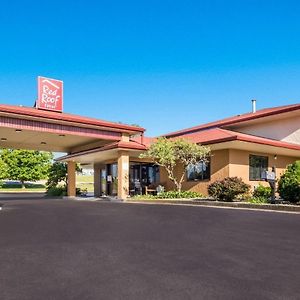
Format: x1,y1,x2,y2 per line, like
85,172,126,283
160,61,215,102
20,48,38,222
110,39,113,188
0,149,53,188
140,138,210,191
46,162,82,190
278,161,300,203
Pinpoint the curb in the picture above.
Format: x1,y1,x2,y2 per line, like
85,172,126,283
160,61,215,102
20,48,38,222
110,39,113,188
126,199,300,213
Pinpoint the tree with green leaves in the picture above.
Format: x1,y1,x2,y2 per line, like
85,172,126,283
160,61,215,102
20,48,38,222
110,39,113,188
140,138,210,191
0,157,8,180
46,161,82,190
278,161,300,203
0,149,53,188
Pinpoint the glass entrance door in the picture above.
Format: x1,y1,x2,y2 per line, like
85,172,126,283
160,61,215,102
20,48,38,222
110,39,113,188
100,168,107,195
106,164,118,196
129,163,160,195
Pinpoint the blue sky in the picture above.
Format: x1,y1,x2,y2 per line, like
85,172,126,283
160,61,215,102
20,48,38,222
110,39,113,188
1,0,300,136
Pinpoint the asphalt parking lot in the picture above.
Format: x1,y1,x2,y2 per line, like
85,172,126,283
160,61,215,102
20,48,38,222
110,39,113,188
0,197,299,300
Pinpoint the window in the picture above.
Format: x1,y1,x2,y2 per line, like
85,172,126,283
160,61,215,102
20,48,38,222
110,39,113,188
249,155,268,181
187,161,210,181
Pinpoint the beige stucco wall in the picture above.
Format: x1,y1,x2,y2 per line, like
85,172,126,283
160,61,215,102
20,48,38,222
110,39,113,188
228,149,297,191
233,116,300,145
160,149,230,195
160,148,298,195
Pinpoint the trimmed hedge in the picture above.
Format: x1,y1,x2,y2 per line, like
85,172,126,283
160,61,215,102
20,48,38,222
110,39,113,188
0,181,45,189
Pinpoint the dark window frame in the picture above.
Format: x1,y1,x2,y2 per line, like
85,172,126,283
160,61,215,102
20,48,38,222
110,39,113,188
249,155,268,181
186,160,211,182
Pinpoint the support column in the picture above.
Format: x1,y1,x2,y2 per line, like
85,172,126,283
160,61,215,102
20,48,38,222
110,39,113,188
67,161,76,197
117,151,129,200
94,163,105,197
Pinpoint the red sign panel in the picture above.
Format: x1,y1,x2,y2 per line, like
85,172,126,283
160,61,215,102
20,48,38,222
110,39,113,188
37,76,63,112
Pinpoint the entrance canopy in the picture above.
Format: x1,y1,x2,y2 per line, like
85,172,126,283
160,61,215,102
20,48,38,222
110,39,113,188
0,104,145,153
56,140,147,164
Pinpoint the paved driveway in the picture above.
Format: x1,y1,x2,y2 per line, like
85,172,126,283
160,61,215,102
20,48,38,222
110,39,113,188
0,198,299,300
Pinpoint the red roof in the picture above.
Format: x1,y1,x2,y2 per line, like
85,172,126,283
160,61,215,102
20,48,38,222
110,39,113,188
180,128,300,151
165,103,300,137
56,140,147,161
130,136,156,147
100,140,147,151
0,104,145,133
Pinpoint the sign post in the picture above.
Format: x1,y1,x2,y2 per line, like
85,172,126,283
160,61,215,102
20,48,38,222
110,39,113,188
36,76,63,112
261,167,276,204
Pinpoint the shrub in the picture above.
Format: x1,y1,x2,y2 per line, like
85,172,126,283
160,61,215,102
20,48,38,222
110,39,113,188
208,177,250,202
46,186,67,196
0,182,45,189
46,186,82,197
278,161,300,203
130,190,204,200
247,197,269,204
156,190,204,199
253,184,272,199
130,194,157,200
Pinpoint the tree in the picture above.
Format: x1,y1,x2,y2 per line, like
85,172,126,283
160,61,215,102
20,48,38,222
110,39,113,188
0,149,53,188
278,161,300,203
0,157,8,180
46,162,82,190
140,138,210,191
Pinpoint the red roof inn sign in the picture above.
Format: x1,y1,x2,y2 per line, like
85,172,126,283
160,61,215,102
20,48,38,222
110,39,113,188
36,76,63,112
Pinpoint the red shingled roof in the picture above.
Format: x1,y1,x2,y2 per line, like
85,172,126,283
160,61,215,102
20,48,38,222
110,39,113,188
0,104,145,133
100,140,147,151
56,140,147,161
180,128,300,151
164,103,300,137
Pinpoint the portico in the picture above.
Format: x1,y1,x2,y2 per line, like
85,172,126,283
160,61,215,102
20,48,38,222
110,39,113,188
0,104,145,198
56,139,148,199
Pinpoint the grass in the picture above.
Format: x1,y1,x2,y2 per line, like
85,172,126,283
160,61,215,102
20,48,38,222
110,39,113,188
76,175,93,183
0,181,46,192
0,188,46,193
0,175,94,193
76,182,94,193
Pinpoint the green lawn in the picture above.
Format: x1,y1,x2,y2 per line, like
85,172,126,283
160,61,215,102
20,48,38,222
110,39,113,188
76,175,93,183
0,175,95,193
0,188,46,193
76,182,94,192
